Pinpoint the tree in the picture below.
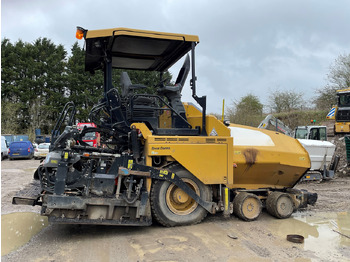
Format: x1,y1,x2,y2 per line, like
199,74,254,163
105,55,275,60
314,86,338,110
235,94,263,115
315,53,350,110
30,38,68,134
1,101,21,134
66,42,104,122
327,53,350,89
1,38,68,134
268,89,304,113
227,94,263,126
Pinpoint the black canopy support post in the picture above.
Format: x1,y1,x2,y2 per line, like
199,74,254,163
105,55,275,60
160,71,163,83
104,55,113,104
190,42,207,136
190,42,197,97
51,102,76,145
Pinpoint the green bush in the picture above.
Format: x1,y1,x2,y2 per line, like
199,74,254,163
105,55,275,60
273,110,329,129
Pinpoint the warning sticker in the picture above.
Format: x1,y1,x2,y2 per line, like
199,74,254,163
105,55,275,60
210,128,218,136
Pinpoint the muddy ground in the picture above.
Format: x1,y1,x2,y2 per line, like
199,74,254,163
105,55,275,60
1,159,350,262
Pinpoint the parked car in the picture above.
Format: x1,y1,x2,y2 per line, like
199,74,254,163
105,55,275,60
34,143,50,159
1,136,9,160
8,141,34,160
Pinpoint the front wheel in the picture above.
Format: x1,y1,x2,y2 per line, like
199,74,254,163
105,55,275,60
151,165,212,227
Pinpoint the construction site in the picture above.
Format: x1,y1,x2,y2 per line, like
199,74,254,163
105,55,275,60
1,26,350,261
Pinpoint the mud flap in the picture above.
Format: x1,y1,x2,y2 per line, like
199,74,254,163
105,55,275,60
138,191,149,217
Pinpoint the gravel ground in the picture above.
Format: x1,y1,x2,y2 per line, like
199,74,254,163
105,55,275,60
1,158,350,262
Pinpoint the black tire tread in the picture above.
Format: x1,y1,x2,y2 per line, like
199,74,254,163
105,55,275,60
233,192,262,221
151,179,171,227
266,192,293,219
150,163,212,227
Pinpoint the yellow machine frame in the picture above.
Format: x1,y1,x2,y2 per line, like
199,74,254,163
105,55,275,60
133,104,310,191
328,88,350,133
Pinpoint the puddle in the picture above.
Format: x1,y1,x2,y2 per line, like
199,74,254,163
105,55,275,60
272,212,350,260
1,212,48,256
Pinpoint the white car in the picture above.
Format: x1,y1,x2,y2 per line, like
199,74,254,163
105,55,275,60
1,136,9,160
34,143,50,159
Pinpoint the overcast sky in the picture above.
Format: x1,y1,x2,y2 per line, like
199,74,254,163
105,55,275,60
2,0,350,114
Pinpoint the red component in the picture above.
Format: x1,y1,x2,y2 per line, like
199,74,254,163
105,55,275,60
77,122,100,148
115,178,118,186
28,147,31,153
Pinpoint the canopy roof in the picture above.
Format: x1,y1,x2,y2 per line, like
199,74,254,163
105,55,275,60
83,27,199,72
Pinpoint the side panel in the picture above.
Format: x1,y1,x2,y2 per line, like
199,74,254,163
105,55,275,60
335,122,350,133
228,125,310,190
146,136,233,185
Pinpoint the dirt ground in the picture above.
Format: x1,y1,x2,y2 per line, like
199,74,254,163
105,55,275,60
1,159,350,262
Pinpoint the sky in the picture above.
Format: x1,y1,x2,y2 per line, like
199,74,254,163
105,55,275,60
2,0,350,114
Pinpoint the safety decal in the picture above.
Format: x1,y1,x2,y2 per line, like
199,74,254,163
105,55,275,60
210,128,218,136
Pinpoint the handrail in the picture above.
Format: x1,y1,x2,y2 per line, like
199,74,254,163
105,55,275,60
51,102,76,144
130,94,192,129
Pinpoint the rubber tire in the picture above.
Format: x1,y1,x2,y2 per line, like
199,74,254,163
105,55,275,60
34,168,39,180
151,165,212,227
233,192,262,221
266,192,294,219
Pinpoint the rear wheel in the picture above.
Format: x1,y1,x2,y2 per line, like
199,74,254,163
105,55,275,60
266,192,294,219
151,164,212,227
233,192,262,221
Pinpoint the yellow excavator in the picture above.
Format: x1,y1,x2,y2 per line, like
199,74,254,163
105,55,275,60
13,27,317,226
327,88,350,134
